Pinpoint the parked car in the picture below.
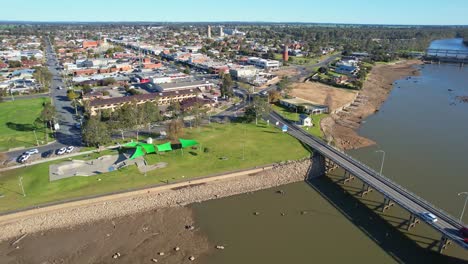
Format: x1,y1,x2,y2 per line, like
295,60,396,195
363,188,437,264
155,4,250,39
66,146,75,153
41,150,53,158
24,149,39,155
17,154,30,163
420,212,438,223
56,147,67,155
459,227,468,243
57,86,63,90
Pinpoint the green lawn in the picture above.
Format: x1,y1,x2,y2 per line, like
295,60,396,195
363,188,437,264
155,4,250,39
0,98,51,151
271,104,327,138
0,122,310,212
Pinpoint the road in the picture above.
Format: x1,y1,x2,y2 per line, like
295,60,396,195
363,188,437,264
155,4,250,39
6,36,82,161
267,111,468,251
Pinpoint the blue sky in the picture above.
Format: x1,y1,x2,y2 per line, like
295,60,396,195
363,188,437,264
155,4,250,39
1,0,468,25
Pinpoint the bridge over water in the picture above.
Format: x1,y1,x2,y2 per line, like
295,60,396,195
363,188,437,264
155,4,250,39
268,111,468,254
425,49,468,64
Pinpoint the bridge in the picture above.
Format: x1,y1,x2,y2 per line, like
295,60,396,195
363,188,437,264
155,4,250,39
268,111,468,254
424,49,468,64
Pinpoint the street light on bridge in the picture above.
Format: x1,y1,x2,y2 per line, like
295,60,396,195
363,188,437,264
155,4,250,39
375,150,385,176
457,192,468,223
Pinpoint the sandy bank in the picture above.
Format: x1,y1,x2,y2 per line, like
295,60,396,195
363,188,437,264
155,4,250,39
321,60,422,150
0,159,312,263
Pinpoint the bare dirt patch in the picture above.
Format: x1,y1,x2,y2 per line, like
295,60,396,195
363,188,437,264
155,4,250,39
321,60,422,150
290,81,358,112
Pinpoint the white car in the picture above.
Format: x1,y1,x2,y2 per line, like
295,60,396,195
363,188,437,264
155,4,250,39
420,212,438,223
18,154,30,163
66,146,75,153
56,147,67,155
24,149,39,155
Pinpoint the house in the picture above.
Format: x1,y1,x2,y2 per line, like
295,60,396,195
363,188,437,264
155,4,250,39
82,40,100,49
279,97,328,115
299,114,313,127
335,65,358,76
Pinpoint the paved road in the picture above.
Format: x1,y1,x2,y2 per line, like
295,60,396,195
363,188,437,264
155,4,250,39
267,111,468,251
6,37,82,162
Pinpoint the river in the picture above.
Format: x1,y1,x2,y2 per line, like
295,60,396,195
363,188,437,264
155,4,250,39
192,39,468,263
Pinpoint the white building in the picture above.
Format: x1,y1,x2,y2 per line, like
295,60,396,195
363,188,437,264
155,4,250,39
230,66,258,80
247,57,280,70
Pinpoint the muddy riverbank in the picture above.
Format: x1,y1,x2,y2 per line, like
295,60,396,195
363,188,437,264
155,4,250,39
321,60,423,150
0,160,311,263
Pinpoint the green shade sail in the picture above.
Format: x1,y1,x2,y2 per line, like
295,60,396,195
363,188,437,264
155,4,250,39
129,146,145,160
179,138,199,148
157,142,173,152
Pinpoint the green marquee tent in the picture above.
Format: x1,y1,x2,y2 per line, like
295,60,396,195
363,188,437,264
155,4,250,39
179,138,199,148
157,142,173,152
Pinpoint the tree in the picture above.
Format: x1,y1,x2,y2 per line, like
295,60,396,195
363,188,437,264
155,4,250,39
37,102,56,142
183,66,190,74
318,66,328,74
220,73,234,99
167,101,181,117
168,119,184,140
8,60,21,68
32,66,52,91
268,90,281,103
102,77,116,86
82,117,111,147
244,97,270,124
67,89,78,101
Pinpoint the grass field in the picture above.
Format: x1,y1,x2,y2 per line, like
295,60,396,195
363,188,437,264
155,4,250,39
271,104,327,138
0,122,311,212
0,98,50,151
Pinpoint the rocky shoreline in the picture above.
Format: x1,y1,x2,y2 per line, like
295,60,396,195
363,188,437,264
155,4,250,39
321,60,423,150
0,159,312,243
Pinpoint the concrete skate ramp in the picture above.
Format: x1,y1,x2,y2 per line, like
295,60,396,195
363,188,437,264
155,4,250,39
49,154,130,181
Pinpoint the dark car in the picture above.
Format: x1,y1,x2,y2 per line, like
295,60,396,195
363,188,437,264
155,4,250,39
460,227,468,243
41,150,53,158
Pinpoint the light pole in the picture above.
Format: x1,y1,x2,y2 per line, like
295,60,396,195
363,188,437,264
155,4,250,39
18,176,26,197
458,192,468,222
376,150,385,175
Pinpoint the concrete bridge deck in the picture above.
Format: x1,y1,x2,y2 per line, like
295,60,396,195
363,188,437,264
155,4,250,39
268,111,468,253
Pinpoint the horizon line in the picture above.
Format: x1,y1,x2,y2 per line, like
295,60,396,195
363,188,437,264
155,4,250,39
0,20,467,27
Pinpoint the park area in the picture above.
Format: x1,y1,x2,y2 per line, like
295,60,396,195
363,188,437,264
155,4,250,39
0,122,311,212
270,104,327,138
0,98,50,151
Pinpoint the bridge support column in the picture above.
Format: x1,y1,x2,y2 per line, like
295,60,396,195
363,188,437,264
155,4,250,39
325,159,338,173
380,197,394,212
406,213,419,231
308,152,326,179
359,183,372,197
438,235,451,253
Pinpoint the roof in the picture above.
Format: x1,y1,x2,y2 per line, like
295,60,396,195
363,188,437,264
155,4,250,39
157,80,214,90
89,88,200,107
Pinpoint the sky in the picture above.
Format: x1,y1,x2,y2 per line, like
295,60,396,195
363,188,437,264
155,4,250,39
1,0,468,25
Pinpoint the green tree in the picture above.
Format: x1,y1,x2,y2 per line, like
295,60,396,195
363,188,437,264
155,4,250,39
183,66,190,74
37,102,56,142
220,73,234,99
8,60,21,68
82,116,111,147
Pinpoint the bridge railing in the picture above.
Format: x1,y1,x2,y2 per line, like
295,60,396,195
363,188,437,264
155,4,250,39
275,112,462,227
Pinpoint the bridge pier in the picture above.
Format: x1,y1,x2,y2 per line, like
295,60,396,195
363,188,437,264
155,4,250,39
359,183,372,197
380,197,394,212
406,213,419,231
325,159,338,173
308,152,326,179
438,235,451,253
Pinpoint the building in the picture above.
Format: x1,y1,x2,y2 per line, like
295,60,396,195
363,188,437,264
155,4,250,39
247,57,280,70
155,80,215,92
279,97,328,115
82,40,100,49
335,65,358,76
230,66,258,80
220,26,224,37
299,114,313,127
86,89,200,116
207,25,212,39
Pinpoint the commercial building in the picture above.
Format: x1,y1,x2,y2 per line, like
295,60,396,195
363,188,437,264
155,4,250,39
155,80,215,92
247,57,280,70
86,89,201,116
